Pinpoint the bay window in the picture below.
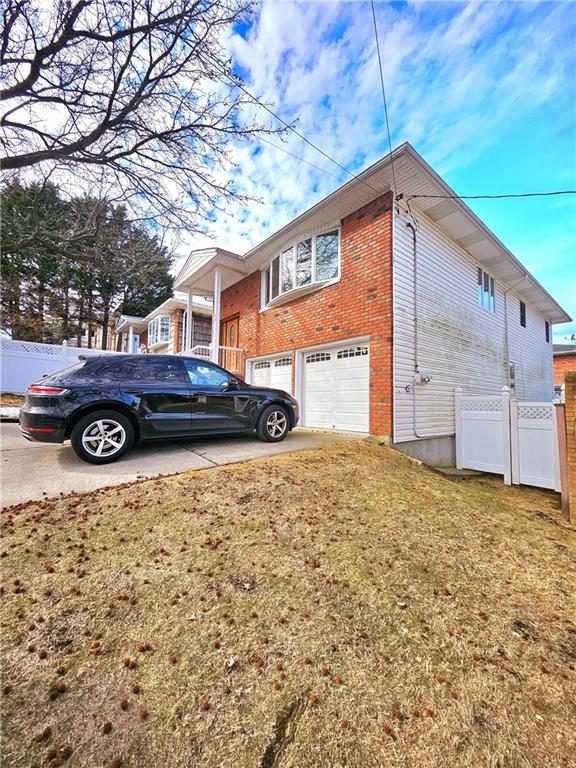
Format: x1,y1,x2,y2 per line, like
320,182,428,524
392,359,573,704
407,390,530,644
262,229,339,308
148,315,170,346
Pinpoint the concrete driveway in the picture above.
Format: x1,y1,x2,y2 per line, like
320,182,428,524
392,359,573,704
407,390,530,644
0,422,352,507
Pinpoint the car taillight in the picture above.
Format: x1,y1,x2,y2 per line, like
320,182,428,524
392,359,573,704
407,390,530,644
27,385,69,396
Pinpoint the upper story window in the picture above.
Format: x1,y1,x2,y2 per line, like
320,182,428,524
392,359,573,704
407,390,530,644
148,315,170,346
477,268,495,313
262,230,340,308
520,301,526,328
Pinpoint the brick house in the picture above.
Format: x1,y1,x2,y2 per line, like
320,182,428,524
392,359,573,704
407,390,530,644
174,143,570,464
553,344,576,385
143,295,211,355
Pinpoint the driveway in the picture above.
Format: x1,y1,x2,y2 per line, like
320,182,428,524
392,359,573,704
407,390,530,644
0,422,352,507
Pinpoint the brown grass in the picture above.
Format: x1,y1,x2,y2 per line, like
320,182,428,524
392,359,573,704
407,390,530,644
1,442,575,768
0,393,24,408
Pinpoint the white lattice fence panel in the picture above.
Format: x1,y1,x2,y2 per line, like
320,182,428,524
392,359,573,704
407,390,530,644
511,401,560,491
0,338,119,394
456,391,509,476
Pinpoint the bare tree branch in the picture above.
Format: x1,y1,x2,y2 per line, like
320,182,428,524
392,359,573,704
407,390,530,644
0,0,285,231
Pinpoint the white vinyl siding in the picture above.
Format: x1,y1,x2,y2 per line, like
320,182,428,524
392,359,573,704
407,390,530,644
393,209,553,443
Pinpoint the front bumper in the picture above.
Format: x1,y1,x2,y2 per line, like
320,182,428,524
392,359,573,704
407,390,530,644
19,409,66,443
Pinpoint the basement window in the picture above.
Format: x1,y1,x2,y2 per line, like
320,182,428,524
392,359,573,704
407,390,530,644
477,268,495,313
262,230,340,308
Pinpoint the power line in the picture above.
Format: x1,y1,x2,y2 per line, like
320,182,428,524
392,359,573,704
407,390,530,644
406,191,576,200
371,0,398,199
204,52,383,196
255,135,345,182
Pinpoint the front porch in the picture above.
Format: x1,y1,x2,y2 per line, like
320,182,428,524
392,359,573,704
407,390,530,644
177,247,247,377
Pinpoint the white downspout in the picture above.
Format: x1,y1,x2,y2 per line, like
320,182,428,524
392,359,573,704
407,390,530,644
210,267,222,364
128,325,134,354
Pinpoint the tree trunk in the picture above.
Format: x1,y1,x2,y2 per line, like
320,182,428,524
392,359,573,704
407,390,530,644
101,303,110,350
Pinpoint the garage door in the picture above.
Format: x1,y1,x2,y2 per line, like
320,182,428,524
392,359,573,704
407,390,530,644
252,356,293,393
303,343,369,432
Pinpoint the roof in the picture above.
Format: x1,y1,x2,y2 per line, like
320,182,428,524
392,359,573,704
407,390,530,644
174,142,571,324
144,294,212,322
114,315,147,333
553,344,576,356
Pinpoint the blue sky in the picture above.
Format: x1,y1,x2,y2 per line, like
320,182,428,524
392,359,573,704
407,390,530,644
190,1,576,340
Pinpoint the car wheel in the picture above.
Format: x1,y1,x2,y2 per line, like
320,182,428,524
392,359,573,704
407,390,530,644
70,410,134,464
257,405,290,443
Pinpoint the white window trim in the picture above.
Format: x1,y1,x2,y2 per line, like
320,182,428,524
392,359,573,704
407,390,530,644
260,227,341,311
148,314,171,348
477,267,496,314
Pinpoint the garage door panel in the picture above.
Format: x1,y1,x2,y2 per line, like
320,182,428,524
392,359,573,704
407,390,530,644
251,356,293,394
303,343,369,433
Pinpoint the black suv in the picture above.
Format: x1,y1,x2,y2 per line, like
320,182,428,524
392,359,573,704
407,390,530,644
19,355,299,464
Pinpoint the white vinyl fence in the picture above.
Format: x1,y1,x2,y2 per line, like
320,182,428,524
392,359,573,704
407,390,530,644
0,338,120,394
456,386,560,491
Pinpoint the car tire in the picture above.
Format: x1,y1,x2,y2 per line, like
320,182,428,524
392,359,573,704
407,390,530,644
256,404,290,443
70,410,134,464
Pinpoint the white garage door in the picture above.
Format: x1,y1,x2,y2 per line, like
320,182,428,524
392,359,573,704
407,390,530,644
303,343,369,432
252,356,293,393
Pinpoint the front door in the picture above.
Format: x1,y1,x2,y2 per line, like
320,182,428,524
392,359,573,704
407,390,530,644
220,316,240,371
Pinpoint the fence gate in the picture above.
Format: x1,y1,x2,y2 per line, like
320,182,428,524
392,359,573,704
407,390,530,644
456,387,560,491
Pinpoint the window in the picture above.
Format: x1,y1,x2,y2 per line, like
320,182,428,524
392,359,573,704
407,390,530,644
86,358,185,383
274,358,292,367
545,321,550,343
148,315,170,346
254,361,271,370
337,346,368,359
183,359,231,387
306,352,331,363
262,230,339,307
520,301,526,328
477,268,495,313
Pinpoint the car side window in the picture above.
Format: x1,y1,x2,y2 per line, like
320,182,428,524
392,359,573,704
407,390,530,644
183,359,231,387
86,358,186,383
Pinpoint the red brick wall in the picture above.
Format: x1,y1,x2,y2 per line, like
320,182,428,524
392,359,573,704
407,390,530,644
554,354,576,384
220,192,394,435
564,372,576,516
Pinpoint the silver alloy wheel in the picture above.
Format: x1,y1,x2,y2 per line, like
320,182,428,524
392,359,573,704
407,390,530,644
266,410,287,438
81,418,126,458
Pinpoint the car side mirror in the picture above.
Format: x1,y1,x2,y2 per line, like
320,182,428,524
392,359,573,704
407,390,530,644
220,379,239,390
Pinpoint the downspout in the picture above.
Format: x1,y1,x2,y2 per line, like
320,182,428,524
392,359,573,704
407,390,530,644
405,220,455,440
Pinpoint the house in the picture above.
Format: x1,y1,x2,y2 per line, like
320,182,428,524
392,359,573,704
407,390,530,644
112,314,148,353
174,143,571,464
143,294,212,355
553,343,576,384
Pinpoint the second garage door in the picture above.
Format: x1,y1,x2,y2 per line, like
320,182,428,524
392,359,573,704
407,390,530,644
252,355,293,393
302,343,369,433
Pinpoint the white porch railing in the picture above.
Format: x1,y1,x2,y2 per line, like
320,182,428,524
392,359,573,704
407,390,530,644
184,344,245,373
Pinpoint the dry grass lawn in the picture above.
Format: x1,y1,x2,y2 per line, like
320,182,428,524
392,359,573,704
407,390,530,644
1,441,575,768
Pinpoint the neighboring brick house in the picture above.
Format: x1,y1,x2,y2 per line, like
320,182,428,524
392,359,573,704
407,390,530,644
174,143,570,464
144,295,211,355
553,344,576,384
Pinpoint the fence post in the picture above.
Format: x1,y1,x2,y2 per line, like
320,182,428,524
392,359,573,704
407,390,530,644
455,387,463,469
61,339,68,366
502,386,512,485
508,388,519,485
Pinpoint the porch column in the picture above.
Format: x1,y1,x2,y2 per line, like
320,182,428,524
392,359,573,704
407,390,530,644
186,288,194,352
210,267,222,364
128,325,134,354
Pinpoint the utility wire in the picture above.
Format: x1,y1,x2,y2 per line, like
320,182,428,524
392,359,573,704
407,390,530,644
406,191,576,200
205,52,383,196
371,0,398,199
255,135,346,182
